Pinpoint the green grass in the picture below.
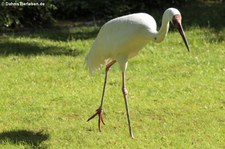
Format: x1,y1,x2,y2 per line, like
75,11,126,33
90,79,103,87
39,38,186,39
1,11,225,149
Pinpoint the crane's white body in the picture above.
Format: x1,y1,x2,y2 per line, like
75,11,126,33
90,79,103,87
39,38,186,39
85,8,180,73
85,13,155,73
85,8,181,73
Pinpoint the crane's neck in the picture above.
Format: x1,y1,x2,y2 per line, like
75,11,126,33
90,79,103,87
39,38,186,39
154,15,170,43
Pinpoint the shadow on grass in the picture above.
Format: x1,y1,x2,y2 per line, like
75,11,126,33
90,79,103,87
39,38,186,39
0,38,82,56
34,26,99,41
1,25,99,42
0,25,96,56
0,130,49,148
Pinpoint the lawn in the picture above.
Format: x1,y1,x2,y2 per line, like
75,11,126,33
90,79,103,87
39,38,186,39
0,5,225,149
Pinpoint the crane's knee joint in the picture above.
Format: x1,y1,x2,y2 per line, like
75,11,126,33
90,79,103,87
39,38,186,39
122,87,128,96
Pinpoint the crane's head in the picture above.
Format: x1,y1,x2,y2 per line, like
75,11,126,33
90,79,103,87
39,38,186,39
165,8,190,52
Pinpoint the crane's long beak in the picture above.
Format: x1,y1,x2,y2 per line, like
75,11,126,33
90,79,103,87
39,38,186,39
177,22,190,52
173,15,190,52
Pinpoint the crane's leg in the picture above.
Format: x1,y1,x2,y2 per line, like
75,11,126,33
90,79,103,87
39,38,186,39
122,72,134,138
122,71,134,138
87,60,116,132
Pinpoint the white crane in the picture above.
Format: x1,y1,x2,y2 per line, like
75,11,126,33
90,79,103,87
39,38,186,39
85,8,189,138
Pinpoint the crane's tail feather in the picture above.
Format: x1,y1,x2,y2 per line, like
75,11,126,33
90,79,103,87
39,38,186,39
84,56,96,75
84,53,104,74
84,52,113,75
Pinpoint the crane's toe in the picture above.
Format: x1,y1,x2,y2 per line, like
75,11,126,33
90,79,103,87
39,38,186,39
87,107,105,132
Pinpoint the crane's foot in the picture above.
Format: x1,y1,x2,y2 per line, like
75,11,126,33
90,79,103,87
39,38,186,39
87,107,105,132
130,131,134,139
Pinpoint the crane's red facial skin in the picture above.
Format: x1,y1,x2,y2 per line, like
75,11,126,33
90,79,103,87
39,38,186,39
172,14,190,52
172,14,182,26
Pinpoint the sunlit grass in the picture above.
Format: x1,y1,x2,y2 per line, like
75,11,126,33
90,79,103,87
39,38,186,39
0,25,224,148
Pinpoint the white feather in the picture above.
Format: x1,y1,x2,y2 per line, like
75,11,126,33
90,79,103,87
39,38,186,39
85,8,181,74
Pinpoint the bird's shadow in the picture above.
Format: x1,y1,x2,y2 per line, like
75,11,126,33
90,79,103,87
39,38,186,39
0,130,49,148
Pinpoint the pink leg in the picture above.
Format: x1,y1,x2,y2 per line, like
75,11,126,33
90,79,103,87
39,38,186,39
122,71,134,138
87,60,116,132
